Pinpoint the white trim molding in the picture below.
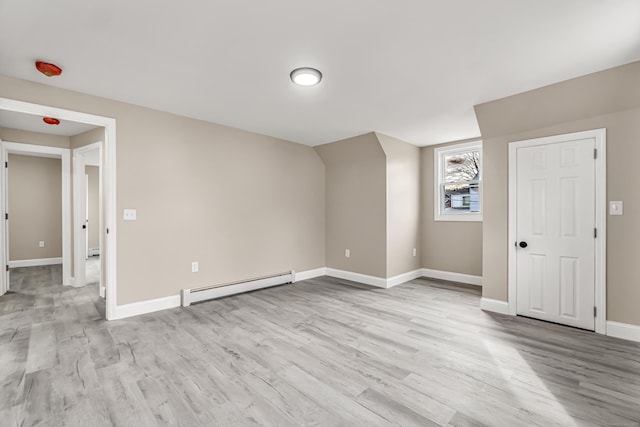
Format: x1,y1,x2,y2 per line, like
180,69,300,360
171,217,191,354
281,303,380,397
421,268,482,286
111,267,328,320
508,128,607,334
326,268,431,289
294,267,326,282
480,298,510,315
73,141,103,289
325,268,388,288
387,269,424,288
112,295,181,320
8,257,62,268
606,321,640,343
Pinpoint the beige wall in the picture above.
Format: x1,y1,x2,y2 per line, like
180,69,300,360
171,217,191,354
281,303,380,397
475,60,640,326
420,140,483,276
0,74,325,305
86,166,100,250
0,127,70,148
377,133,421,277
70,127,104,149
315,133,387,278
8,154,62,261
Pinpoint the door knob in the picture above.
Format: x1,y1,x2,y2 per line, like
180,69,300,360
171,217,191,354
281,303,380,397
519,241,528,248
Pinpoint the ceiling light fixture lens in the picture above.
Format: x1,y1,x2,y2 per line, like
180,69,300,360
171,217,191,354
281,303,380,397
35,61,62,77
43,117,60,125
290,67,322,86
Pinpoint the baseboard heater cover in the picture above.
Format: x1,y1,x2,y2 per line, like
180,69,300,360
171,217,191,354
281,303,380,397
181,270,295,307
88,248,101,257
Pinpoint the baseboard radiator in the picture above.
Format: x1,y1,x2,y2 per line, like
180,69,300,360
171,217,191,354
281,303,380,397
181,270,296,307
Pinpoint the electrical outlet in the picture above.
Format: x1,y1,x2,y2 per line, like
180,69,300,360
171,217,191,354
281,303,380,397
39,241,45,248
123,209,137,220
191,261,199,273
345,249,350,258
412,248,417,257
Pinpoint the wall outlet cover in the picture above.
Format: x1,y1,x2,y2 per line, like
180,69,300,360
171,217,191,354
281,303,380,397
123,209,137,220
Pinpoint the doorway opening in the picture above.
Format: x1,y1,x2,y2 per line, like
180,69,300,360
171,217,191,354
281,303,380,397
1,143,70,289
73,142,103,297
0,97,117,319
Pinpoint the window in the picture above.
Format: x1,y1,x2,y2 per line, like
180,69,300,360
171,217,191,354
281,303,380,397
434,140,482,221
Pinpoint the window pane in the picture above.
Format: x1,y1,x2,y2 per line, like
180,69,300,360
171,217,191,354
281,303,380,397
442,182,480,213
444,150,480,183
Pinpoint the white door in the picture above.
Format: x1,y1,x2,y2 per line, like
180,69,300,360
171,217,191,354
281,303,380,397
515,137,596,330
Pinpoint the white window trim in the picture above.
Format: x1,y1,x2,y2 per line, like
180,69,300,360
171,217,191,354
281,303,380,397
434,140,483,222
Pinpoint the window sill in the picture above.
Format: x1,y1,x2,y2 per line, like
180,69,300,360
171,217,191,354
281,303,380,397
434,215,483,222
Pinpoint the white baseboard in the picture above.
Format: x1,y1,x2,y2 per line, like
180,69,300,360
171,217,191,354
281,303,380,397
88,248,100,257
606,321,640,343
480,297,510,315
105,267,482,321
294,267,326,282
325,268,474,289
110,267,327,320
325,268,388,288
112,294,181,320
9,257,63,268
421,268,482,286
99,286,106,298
387,269,424,288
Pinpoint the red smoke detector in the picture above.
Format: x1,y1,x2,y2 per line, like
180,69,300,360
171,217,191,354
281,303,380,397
43,117,60,125
35,61,62,77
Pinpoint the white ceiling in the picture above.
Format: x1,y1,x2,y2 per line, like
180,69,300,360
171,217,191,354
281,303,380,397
1,0,639,147
0,109,98,137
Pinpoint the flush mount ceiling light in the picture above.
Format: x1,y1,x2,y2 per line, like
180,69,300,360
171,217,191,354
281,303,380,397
35,61,62,77
290,67,322,86
43,117,60,125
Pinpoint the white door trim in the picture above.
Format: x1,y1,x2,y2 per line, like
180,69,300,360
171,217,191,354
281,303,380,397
72,141,103,291
1,141,72,289
0,97,118,320
508,128,607,334
72,149,87,288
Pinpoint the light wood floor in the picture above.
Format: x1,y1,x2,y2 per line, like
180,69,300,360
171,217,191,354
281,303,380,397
1,266,640,426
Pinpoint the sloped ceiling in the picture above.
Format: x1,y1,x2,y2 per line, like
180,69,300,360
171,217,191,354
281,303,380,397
0,0,639,146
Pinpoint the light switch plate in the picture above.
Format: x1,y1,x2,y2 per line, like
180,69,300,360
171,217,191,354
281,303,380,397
123,209,137,220
609,201,623,216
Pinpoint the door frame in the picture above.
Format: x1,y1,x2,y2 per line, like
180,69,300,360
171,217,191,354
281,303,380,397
0,97,118,320
73,141,103,291
508,128,607,334
0,142,71,291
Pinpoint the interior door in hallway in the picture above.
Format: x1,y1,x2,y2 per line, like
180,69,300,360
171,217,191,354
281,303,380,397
515,137,596,330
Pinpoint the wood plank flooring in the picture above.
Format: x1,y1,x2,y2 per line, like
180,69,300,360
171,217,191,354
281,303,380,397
1,265,640,426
